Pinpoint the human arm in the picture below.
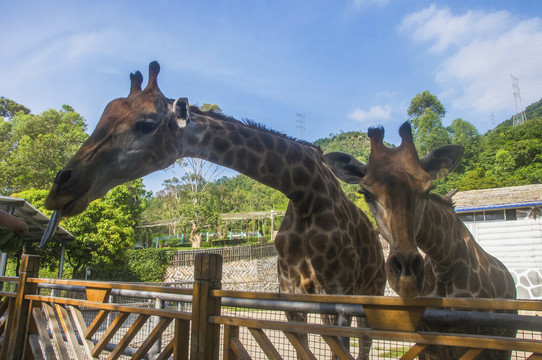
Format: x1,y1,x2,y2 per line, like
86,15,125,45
0,210,28,235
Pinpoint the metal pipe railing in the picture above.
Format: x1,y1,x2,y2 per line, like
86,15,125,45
34,282,540,332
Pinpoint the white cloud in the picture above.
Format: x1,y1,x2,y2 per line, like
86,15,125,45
348,105,392,121
400,6,542,119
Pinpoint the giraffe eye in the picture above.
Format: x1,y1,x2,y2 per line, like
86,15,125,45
358,189,374,203
134,119,157,134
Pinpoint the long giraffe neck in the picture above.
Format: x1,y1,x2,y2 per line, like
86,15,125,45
416,195,470,279
180,109,335,214
417,195,516,299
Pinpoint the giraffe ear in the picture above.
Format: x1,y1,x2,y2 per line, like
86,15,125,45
323,152,367,184
173,97,191,128
420,145,464,180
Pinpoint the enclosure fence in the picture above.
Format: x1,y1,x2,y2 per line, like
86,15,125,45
0,254,541,359
169,244,277,267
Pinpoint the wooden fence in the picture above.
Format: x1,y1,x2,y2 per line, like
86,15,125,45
1,254,541,359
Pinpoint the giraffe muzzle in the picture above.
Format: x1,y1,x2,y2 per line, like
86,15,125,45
386,252,425,298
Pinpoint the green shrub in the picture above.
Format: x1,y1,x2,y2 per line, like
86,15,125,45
126,248,171,282
89,248,171,282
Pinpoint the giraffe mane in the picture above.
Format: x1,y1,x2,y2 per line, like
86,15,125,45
189,106,322,152
242,119,320,150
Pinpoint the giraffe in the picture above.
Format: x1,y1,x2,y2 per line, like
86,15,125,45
324,122,517,359
41,61,386,358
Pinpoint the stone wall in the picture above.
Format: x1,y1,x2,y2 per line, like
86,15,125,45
165,256,279,292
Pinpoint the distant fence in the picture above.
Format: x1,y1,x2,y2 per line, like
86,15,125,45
169,244,277,267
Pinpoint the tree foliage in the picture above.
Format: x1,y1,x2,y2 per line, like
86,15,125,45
412,108,451,155
0,97,30,119
0,97,147,278
407,90,446,119
430,99,542,195
0,104,87,194
199,103,223,114
16,180,147,278
446,118,480,172
407,91,450,155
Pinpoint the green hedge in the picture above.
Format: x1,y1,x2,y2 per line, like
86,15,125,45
89,248,171,282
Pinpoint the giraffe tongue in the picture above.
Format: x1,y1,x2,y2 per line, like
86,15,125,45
39,210,62,248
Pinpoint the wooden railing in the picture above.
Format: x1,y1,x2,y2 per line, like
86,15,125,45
1,254,541,359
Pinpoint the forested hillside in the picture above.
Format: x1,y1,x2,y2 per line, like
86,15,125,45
314,131,372,162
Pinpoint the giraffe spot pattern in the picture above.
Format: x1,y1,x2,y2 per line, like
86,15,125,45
230,132,243,145
265,153,283,174
258,132,275,150
314,213,336,231
281,169,292,191
303,155,315,173
297,194,314,215
285,144,303,163
312,196,332,213
212,137,231,153
223,151,234,167
260,175,279,189
292,166,310,185
310,234,328,253
311,177,326,193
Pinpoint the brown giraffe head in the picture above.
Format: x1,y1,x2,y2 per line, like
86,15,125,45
41,62,191,246
324,122,463,298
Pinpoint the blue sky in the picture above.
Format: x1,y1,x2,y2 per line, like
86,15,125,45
2,0,542,193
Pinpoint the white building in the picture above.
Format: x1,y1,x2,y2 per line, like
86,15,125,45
454,184,542,299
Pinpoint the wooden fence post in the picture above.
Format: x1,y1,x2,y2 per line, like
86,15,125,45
190,253,222,360
7,254,40,360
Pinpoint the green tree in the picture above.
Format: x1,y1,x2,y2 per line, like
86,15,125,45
446,118,480,172
489,149,516,185
315,131,372,162
0,105,88,194
446,167,500,191
412,108,451,155
477,117,542,187
16,180,146,278
0,97,30,119
407,90,446,120
199,103,223,114
177,190,220,247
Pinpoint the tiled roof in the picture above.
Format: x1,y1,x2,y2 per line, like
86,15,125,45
453,184,542,211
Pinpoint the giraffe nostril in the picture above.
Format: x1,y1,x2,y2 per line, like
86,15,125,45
389,255,403,277
55,170,72,186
